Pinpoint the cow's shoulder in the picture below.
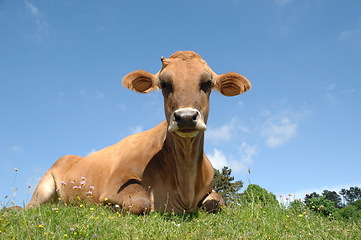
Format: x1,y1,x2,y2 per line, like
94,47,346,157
112,120,168,164
99,120,168,200
106,120,167,182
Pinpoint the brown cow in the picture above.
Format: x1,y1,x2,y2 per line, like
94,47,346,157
26,51,251,214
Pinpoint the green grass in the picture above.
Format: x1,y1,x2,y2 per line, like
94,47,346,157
1,199,360,239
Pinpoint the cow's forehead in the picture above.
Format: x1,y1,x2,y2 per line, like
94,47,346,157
160,52,215,81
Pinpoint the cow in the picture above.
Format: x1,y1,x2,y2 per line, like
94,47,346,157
26,51,251,214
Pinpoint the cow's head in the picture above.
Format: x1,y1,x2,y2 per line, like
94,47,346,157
123,51,251,138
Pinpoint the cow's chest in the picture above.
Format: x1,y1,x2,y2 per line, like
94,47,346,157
141,157,199,212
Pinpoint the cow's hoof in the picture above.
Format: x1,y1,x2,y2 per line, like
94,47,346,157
202,199,223,213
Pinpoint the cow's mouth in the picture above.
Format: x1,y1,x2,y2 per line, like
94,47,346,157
175,129,200,138
168,108,207,138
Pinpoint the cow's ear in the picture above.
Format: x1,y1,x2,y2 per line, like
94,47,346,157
122,70,158,93
214,72,251,96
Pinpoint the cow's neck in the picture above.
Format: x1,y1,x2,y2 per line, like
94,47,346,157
165,131,204,209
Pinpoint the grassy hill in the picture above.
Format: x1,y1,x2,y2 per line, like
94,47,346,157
1,198,360,239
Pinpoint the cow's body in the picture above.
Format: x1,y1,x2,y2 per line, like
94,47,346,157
27,51,251,214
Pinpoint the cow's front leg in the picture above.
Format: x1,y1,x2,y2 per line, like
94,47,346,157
200,190,224,213
100,180,151,215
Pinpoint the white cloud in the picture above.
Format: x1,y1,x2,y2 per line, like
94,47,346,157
208,143,258,173
239,142,258,166
118,103,126,110
321,82,355,103
87,149,96,156
339,19,361,48
260,109,271,116
206,124,233,142
340,29,361,40
129,125,143,134
340,89,355,95
233,143,259,173
80,90,89,99
326,93,337,103
206,117,247,143
36,19,50,32
261,116,297,148
258,101,307,148
80,90,106,100
207,149,228,171
325,83,337,91
11,146,24,153
23,0,50,43
24,0,39,16
96,91,105,100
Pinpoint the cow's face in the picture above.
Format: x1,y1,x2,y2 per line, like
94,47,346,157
123,51,251,139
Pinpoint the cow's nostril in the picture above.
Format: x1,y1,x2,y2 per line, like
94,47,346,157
192,112,198,121
174,113,181,122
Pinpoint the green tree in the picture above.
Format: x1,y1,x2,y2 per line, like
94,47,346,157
335,204,361,221
322,190,342,208
305,192,320,205
354,199,361,210
213,166,243,205
307,195,337,218
339,188,347,207
241,184,278,206
342,187,361,204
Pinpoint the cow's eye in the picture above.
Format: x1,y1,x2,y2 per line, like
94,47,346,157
161,81,167,89
201,80,212,92
160,80,173,92
206,80,212,87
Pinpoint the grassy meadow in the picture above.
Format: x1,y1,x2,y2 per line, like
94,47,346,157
1,170,360,239
1,196,360,239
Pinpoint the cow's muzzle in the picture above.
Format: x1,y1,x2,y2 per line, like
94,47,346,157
168,108,207,138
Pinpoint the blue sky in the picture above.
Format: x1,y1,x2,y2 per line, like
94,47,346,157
1,0,360,207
